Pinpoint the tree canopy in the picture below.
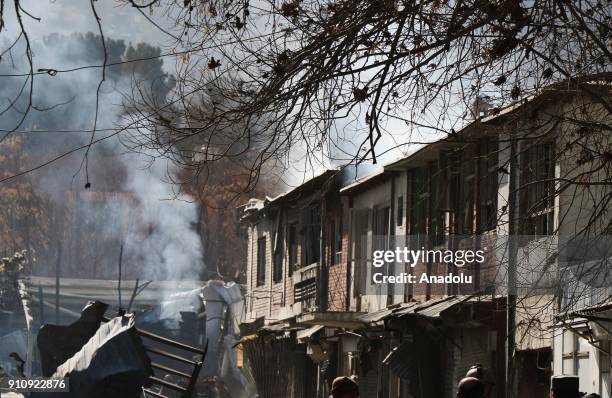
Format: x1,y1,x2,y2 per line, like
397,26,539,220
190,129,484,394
112,0,611,193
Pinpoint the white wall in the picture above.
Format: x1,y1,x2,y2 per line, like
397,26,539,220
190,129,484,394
350,178,392,312
553,327,611,397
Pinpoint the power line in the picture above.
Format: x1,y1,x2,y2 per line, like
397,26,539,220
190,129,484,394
0,29,280,78
0,69,230,184
0,127,124,134
0,45,205,78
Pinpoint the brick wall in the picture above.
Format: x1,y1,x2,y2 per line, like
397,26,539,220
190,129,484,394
245,193,331,322
327,196,350,311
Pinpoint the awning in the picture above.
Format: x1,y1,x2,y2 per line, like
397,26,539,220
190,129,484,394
358,308,395,323
358,303,418,325
297,311,365,329
259,323,292,333
555,300,612,321
554,300,612,341
297,325,325,341
413,296,472,319
391,302,420,316
358,296,494,326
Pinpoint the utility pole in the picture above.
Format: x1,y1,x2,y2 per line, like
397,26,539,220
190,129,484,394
506,136,519,398
38,284,45,324
118,244,124,311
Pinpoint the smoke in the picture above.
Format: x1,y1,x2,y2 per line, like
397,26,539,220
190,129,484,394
0,32,205,288
122,153,204,282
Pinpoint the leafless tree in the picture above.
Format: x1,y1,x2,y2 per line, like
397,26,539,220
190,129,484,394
122,0,610,168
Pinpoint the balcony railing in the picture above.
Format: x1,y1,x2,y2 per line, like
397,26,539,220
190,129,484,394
293,263,318,311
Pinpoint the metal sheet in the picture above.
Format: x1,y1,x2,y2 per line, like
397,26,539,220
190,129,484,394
391,302,419,316
415,296,470,319
53,315,153,398
358,308,394,323
296,325,325,340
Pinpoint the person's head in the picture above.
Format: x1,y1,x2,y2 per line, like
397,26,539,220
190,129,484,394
466,364,495,397
330,376,359,398
550,392,581,398
456,377,485,398
550,375,580,398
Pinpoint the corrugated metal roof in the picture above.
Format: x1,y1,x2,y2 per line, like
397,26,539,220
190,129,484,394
358,307,395,323
358,302,421,324
296,324,325,340
360,296,492,323
414,296,472,319
392,302,420,316
357,296,497,329
555,299,612,320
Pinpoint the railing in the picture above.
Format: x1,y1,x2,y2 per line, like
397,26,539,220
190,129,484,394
295,262,318,281
102,316,208,398
294,277,317,310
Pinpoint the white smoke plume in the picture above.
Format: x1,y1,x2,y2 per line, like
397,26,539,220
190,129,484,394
122,152,204,282
0,32,205,290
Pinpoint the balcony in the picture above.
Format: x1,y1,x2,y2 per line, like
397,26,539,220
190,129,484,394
293,263,318,312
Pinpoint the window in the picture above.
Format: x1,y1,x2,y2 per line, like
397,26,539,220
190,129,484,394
460,146,477,234
333,213,343,264
410,168,428,234
443,145,478,235
273,225,283,283
302,206,321,266
288,223,298,275
409,163,443,244
372,206,390,281
373,206,391,248
428,161,442,243
478,138,499,231
439,151,460,235
520,142,555,235
396,196,404,226
257,237,266,286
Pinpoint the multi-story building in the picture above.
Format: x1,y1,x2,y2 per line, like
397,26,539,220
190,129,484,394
240,169,363,397
239,76,611,398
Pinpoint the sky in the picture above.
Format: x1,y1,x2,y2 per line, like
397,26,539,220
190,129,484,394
0,0,450,188
4,1,174,49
